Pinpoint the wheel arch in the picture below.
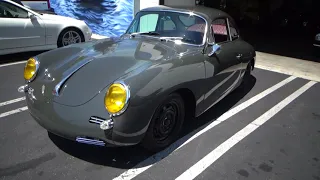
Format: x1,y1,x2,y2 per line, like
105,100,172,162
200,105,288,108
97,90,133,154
170,88,197,120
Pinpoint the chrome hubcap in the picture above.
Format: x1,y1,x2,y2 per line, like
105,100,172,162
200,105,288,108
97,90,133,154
62,31,81,46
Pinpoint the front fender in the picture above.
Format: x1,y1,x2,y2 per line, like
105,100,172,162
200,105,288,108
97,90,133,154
109,53,206,144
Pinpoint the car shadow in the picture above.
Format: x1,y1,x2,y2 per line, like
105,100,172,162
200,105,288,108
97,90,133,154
48,75,257,169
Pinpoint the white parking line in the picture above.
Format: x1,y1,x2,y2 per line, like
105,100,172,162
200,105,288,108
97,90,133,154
175,80,317,180
112,75,297,180
0,106,28,119
0,97,26,107
0,61,27,68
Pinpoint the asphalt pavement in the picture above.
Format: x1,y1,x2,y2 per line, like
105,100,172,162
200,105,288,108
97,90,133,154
0,55,319,180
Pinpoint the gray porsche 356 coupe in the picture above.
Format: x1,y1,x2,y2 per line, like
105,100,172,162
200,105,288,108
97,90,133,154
19,5,256,152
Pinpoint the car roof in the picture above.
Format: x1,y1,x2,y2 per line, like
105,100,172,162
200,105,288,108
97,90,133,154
140,5,231,21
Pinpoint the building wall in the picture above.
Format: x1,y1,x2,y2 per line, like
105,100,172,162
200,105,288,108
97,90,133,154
49,0,134,37
164,0,195,6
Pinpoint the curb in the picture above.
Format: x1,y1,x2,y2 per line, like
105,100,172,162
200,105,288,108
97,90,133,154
92,34,108,40
255,52,320,82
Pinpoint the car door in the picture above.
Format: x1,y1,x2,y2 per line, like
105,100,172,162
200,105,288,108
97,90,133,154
201,17,243,112
0,1,45,50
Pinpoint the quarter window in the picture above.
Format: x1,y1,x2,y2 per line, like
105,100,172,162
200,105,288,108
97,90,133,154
0,2,28,18
211,18,230,43
228,19,239,40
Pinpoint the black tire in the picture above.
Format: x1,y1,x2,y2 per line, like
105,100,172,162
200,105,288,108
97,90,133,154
57,28,85,48
244,60,253,79
141,93,185,152
239,60,253,89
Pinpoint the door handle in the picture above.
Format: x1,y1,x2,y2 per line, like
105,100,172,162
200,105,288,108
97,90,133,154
236,53,243,59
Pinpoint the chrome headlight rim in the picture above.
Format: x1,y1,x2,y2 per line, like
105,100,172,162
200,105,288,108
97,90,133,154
105,81,131,117
25,57,40,83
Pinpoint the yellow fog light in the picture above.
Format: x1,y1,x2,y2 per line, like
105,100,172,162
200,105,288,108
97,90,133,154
24,57,39,82
104,83,130,115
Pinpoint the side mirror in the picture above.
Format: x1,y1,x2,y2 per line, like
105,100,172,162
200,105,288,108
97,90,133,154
28,12,36,19
208,43,221,57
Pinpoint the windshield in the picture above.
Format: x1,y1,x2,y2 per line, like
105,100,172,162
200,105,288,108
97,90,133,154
126,11,207,45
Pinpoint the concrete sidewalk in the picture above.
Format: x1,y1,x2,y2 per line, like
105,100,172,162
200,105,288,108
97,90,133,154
91,34,320,82
255,52,320,82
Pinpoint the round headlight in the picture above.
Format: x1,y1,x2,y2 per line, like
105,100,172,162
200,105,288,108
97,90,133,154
24,57,39,82
104,83,130,115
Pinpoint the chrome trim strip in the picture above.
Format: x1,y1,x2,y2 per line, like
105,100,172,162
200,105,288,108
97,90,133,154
53,59,93,96
204,71,236,99
89,116,105,121
89,116,108,124
313,44,320,47
0,36,41,40
89,119,104,124
129,9,208,47
201,71,241,115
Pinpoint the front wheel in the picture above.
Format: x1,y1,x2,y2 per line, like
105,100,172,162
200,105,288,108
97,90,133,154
141,93,185,152
57,28,84,47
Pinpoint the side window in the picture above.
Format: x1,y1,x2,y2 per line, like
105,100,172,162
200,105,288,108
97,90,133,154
0,2,28,18
139,14,159,32
211,18,230,44
179,15,196,27
228,19,239,40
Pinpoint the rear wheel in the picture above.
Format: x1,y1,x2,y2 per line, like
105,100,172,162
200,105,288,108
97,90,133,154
239,60,253,89
141,93,185,152
57,28,84,47
243,60,253,79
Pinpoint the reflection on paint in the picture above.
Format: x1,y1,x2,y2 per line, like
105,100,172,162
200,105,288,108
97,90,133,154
50,0,134,37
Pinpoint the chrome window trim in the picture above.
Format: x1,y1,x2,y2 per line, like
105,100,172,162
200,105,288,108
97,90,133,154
129,9,209,47
210,17,231,44
226,18,232,41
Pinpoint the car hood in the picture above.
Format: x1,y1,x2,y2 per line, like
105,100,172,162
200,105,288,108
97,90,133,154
32,36,177,106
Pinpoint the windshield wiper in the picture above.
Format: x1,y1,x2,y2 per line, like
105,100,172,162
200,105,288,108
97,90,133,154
130,31,160,37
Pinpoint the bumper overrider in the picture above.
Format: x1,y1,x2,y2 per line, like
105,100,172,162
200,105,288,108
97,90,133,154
18,82,150,148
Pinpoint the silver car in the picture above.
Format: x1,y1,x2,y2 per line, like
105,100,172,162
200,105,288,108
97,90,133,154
0,0,92,55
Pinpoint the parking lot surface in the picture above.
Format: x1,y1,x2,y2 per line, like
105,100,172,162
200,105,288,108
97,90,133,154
0,56,319,180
